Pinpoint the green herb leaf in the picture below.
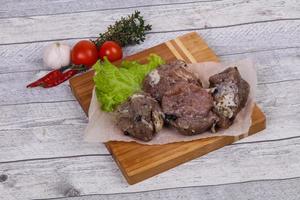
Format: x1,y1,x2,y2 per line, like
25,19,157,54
92,11,152,47
93,54,164,112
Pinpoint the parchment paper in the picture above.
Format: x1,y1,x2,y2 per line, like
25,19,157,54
84,59,256,144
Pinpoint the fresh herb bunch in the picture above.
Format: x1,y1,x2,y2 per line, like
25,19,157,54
93,11,152,47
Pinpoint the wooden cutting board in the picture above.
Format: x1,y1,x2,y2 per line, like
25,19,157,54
69,32,266,185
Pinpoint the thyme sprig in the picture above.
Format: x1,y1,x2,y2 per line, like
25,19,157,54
93,11,152,47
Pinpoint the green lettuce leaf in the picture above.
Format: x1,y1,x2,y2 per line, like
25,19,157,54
93,54,165,112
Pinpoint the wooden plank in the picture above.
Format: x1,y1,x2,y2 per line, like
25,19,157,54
106,106,265,184
0,101,86,130
1,20,299,74
1,136,299,199
0,125,107,163
0,0,298,199
0,46,299,162
1,45,300,106
0,0,299,44
69,32,265,184
0,83,299,162
0,71,76,105
61,177,300,200
0,0,217,18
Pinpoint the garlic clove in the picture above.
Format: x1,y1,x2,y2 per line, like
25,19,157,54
43,42,71,69
59,43,71,67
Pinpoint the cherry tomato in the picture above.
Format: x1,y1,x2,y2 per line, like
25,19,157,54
71,40,98,67
98,41,123,62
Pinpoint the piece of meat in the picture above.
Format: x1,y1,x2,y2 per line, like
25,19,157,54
116,92,164,141
143,59,202,102
162,82,219,135
209,67,250,128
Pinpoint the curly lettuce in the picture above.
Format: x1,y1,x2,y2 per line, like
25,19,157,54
93,54,165,112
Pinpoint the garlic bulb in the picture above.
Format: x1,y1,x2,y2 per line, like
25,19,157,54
43,42,71,69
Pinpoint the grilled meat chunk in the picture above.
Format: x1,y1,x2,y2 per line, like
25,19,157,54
162,82,219,135
209,67,250,128
143,60,202,102
116,92,164,141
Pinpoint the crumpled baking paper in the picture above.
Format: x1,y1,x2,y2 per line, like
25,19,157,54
84,59,256,145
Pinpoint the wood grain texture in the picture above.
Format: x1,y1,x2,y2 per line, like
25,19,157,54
1,136,299,200
1,75,298,124
1,46,299,107
0,72,75,106
0,81,299,162
0,101,86,130
1,43,299,106
0,0,218,18
0,0,299,44
0,0,299,199
60,177,300,200
0,125,107,163
70,32,265,184
1,20,299,74
107,107,264,184
0,48,299,162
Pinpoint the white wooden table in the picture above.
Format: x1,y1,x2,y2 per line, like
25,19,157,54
0,0,300,199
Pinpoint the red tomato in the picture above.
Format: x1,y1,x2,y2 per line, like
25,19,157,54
71,40,98,67
98,41,123,62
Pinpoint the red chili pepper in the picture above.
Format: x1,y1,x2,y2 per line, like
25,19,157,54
42,69,79,88
26,69,63,88
27,65,86,88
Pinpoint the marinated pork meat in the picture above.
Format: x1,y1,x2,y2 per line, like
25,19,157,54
162,82,219,135
116,92,164,141
209,67,250,128
143,60,202,102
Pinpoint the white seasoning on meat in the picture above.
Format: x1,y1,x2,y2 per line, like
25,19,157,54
131,94,145,99
152,111,164,132
148,69,160,86
220,93,237,107
211,122,217,133
213,83,238,118
174,67,197,81
141,119,153,130
119,109,129,113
